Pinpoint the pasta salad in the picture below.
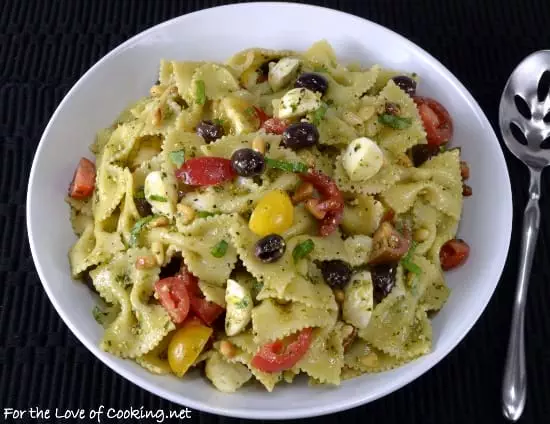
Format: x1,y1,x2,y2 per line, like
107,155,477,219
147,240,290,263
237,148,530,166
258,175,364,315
67,40,471,393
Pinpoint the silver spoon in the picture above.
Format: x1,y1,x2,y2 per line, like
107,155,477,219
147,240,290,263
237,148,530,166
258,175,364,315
499,50,550,421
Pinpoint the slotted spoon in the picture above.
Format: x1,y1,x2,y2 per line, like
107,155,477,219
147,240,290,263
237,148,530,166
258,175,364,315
499,50,550,421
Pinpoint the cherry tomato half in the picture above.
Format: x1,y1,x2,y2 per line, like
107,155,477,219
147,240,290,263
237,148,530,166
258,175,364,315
253,106,270,126
299,170,344,236
154,277,190,324
68,157,96,199
440,239,470,270
175,157,236,186
414,96,453,146
262,118,290,135
178,265,225,326
251,328,313,373
167,318,212,377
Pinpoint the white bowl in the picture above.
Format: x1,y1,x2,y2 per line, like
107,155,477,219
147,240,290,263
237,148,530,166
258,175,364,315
26,2,512,419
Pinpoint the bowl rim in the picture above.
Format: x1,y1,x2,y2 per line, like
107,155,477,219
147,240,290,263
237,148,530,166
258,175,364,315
26,1,513,419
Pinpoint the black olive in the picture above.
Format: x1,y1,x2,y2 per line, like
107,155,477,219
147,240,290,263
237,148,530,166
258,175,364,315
371,263,397,303
255,234,286,263
320,260,352,288
391,75,417,96
409,144,439,167
196,120,224,143
231,148,266,177
294,72,328,95
135,197,152,217
282,122,319,150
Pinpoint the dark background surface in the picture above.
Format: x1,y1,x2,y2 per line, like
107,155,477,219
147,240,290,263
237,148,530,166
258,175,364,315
1,0,549,423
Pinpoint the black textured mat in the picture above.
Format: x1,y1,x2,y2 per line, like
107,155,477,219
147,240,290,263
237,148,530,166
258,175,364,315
2,0,550,423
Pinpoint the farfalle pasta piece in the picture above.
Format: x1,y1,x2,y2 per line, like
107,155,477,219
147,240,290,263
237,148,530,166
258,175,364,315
90,248,175,358
151,214,238,285
251,299,337,345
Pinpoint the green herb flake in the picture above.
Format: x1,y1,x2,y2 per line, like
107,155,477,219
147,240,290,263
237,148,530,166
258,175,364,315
235,298,249,309
401,241,422,276
169,150,185,168
292,239,315,263
266,158,308,173
311,102,328,126
129,215,155,246
92,306,107,325
195,80,206,105
245,106,257,117
211,240,229,258
197,211,221,219
149,194,168,202
439,145,447,153
251,279,264,297
213,118,225,126
313,64,329,73
378,113,412,130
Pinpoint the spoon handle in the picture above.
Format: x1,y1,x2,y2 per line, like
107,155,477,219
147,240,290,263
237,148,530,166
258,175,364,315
502,167,541,421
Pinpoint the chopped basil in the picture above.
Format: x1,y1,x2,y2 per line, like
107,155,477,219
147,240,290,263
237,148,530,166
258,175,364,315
197,211,221,218
311,103,328,126
439,145,447,153
149,195,168,202
211,240,229,258
378,113,412,129
92,306,107,325
213,118,225,126
195,80,206,105
266,158,308,173
129,215,156,246
292,239,315,263
169,150,185,167
401,241,422,276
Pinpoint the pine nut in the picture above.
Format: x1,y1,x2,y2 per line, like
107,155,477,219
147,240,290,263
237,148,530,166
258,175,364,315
176,203,195,224
220,340,236,358
305,198,326,219
149,216,170,228
252,136,266,154
292,182,314,204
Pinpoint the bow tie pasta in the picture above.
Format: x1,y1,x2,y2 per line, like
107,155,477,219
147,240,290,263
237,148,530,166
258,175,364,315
66,40,470,393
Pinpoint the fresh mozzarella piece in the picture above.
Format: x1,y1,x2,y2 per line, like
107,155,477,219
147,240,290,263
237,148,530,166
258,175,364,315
342,271,374,329
268,57,301,92
144,170,177,215
342,137,384,181
225,278,253,336
276,88,322,119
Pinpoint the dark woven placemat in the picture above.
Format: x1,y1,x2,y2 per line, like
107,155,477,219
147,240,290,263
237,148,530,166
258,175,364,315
1,0,549,422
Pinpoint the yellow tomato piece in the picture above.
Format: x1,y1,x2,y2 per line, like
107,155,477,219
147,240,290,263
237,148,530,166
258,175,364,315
167,320,212,378
249,190,294,236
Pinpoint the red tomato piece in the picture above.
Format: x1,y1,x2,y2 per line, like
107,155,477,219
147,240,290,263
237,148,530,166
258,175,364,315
177,265,224,326
414,96,453,146
154,277,190,324
68,158,96,199
175,157,236,186
299,170,344,236
251,328,313,373
253,106,270,126
262,118,290,135
440,239,470,270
